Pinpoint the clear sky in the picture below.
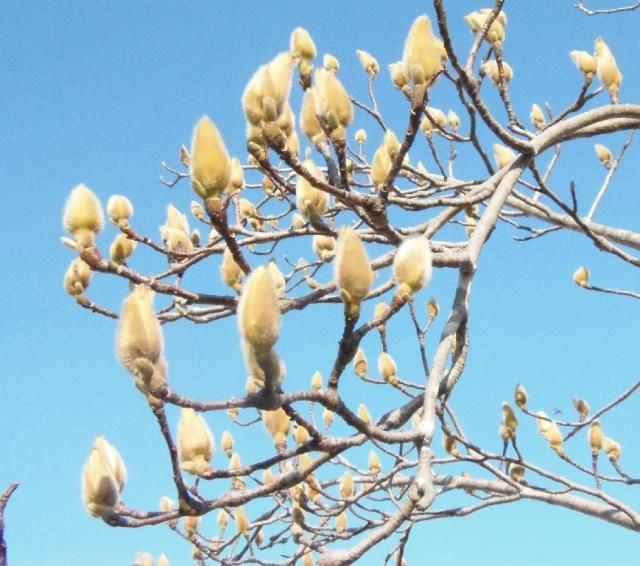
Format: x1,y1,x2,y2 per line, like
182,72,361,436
1,1,639,565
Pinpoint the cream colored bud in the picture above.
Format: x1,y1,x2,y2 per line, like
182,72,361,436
106,195,133,228
588,419,603,454
220,248,244,293
509,463,525,483
371,145,392,187
116,285,163,373
287,130,300,156
134,552,154,566
217,508,229,529
263,468,274,485
296,159,328,219
357,403,372,425
262,408,291,443
293,424,309,446
227,407,239,420
383,129,401,160
356,49,379,76
238,266,280,354
502,402,518,436
322,407,334,428
353,347,367,377
158,554,170,566
570,50,597,77
190,116,231,199
300,88,325,145
314,68,353,129
335,227,373,317
572,397,590,421
323,53,340,73
388,61,408,89
291,28,316,61
335,512,347,533
63,258,92,297
425,107,446,128
499,423,512,441
109,233,136,265
303,553,314,566
291,213,306,230
530,103,545,130
63,184,104,248
178,408,214,475
353,129,367,146
246,372,258,393
427,297,439,319
493,143,516,169
159,496,175,513
443,434,458,457
93,436,127,493
595,37,623,99
368,450,381,475
311,370,323,390
535,411,551,438
481,60,513,85
339,472,355,498
81,444,119,518
402,15,446,85
221,430,234,457
267,260,286,297
378,352,398,385
374,301,387,332
594,144,612,168
514,384,528,409
160,225,193,255
393,237,433,299
312,234,336,262
546,421,564,454
573,266,590,287
228,157,245,193
183,514,200,537
602,437,622,461
447,110,460,130
465,10,507,45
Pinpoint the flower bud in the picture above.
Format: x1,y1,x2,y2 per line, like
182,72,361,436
402,15,446,86
220,248,244,293
322,407,334,428
546,421,564,455
602,437,622,461
502,402,518,436
481,60,513,85
514,384,528,409
290,28,316,61
368,450,381,475
300,88,325,145
357,403,372,425
493,143,516,169
267,260,286,297
374,301,387,332
378,352,398,385
311,371,323,390
190,116,231,199
323,53,340,73
106,195,133,229
339,471,355,498
263,468,274,484
335,512,347,533
236,506,250,535
110,233,136,264
133,552,154,566
291,213,306,230
447,110,460,130
159,496,175,513
313,68,353,130
296,159,329,219
63,184,104,248
427,297,439,319
530,103,545,130
158,554,170,566
312,234,336,262
570,50,597,77
392,237,433,299
535,411,551,438
217,508,229,529
262,408,291,444
177,408,214,475
81,441,120,518
388,61,408,89
353,347,367,377
183,515,200,537
221,430,234,457
228,157,245,193
595,37,622,100
371,144,392,187
508,463,525,483
588,419,603,454
238,266,280,354
573,266,589,287
572,397,590,421
356,49,379,76
355,128,367,145
294,424,310,446
443,434,458,457
594,144,612,168
64,258,92,297
335,227,373,317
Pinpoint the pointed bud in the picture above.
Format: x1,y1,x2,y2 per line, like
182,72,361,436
371,144,392,187
595,37,622,100
355,128,367,145
158,554,170,566
481,60,513,85
443,434,458,457
402,15,446,86
134,552,154,566
508,463,525,483
502,402,518,436
335,227,373,317
546,421,564,455
393,237,433,299
335,512,347,533
570,50,597,77
368,450,381,475
190,116,231,199
573,266,590,287
353,347,368,377
106,195,133,229
588,419,603,454
594,144,612,168
263,468,274,485
238,266,280,354
63,258,92,297
296,159,329,219
217,509,229,529
572,397,590,421
535,411,551,438
378,352,398,385
235,506,250,535
339,472,355,498
530,104,545,130
493,143,516,169
357,403,372,425
291,28,316,61
356,49,379,76
262,408,291,444
220,248,244,293
300,88,325,145
314,68,353,129
63,184,104,248
514,384,528,409
81,441,120,518
177,408,214,475
602,437,622,461
374,301,387,332
110,233,136,265
312,234,336,262
311,371,323,390
388,61,408,89
447,110,460,130
322,407,334,428
323,53,340,73
221,430,234,457
427,297,439,319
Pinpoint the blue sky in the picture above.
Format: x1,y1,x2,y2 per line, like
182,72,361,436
1,1,639,565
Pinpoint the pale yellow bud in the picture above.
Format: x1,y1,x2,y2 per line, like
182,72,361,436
588,419,603,454
465,10,507,45
339,472,355,498
311,370,323,390
383,129,401,160
312,234,336,262
374,301,387,332
356,49,379,76
183,515,200,537
546,421,564,454
287,130,300,156
335,512,347,533
109,233,136,264
116,285,163,374
300,89,325,145
493,143,516,169
323,53,340,73
322,407,334,428
159,496,175,513
219,248,244,293
353,347,368,377
412,407,424,428
262,408,291,444
481,60,513,85
368,450,381,475
402,15,446,86
514,384,528,409
447,110,460,130
238,266,280,354
294,424,310,446
595,38,623,98
63,258,92,297
530,103,546,129
291,213,306,229
158,554,170,566
335,227,373,317
134,552,154,566
160,226,193,255
509,463,525,483
81,443,119,518
535,411,551,438
93,436,127,493
263,468,274,485
499,423,512,442
388,61,408,89
106,195,133,228
393,237,433,299
378,351,398,385
371,145,392,187
502,402,518,436
291,28,316,61
427,297,439,319
227,407,239,420
190,116,231,199
355,128,367,145
357,403,372,425
228,157,245,193
573,266,590,287
303,553,315,566
177,408,214,476
235,506,250,535
221,430,234,457
602,437,622,461
217,508,229,529
443,434,459,457
425,107,446,128
296,159,329,219
573,397,590,421
594,144,612,168
314,68,353,129
63,184,104,248
570,50,597,77
267,260,286,297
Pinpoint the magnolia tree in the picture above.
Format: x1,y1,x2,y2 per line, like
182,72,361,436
33,1,640,565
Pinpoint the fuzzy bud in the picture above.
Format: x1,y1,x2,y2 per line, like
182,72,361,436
314,68,353,129
595,37,622,101
427,297,439,319
602,437,622,461
447,110,460,130
374,301,387,332
357,403,372,425
514,384,528,409
356,49,379,76
323,53,340,73
588,419,603,454
221,430,234,457
322,407,334,428
262,408,291,445
502,402,518,436
335,512,347,533
64,258,92,297
443,434,458,457
63,184,104,249
178,408,214,475
371,144,392,187
573,266,590,287
238,266,280,354
570,50,597,77
81,438,122,518
509,463,525,483
339,472,355,498
572,397,590,421
594,144,612,168
335,227,373,317
220,248,244,293
368,450,381,475
312,234,336,262
353,347,368,377
106,195,133,229
355,128,367,145
392,237,433,299
310,370,323,390
235,506,250,535
388,61,408,89
291,28,316,61
546,421,564,455
110,233,136,265
402,15,446,86
493,143,516,170
378,352,398,385
530,103,545,130
190,116,231,199
296,159,329,219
